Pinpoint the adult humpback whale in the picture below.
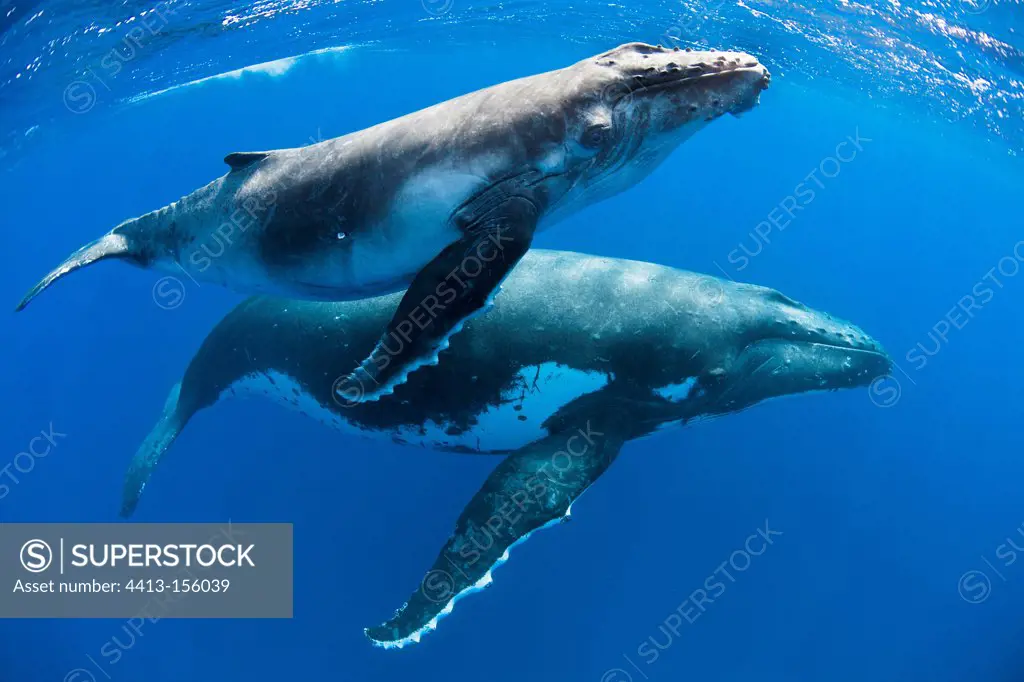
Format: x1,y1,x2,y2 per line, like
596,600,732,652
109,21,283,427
17,42,770,403
120,250,890,649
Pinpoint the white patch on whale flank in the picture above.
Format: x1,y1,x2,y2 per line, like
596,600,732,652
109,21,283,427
343,167,470,292
442,361,609,451
653,377,697,402
222,371,359,437
223,362,608,453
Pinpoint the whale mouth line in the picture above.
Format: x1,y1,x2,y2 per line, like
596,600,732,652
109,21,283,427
798,342,890,359
736,339,892,368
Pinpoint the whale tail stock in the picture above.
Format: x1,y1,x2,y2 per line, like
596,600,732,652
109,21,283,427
120,382,188,518
15,231,137,312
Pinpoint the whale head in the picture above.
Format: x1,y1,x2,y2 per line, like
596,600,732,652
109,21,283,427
584,42,770,124
692,284,891,415
542,42,770,216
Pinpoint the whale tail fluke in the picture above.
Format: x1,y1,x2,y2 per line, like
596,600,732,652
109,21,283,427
121,382,187,518
15,232,133,312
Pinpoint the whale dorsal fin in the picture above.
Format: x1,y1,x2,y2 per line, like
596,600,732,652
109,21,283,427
224,151,270,171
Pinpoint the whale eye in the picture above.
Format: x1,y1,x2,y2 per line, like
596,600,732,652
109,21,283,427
581,122,611,149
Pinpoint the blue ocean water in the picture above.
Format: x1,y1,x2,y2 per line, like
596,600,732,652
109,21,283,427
2,1,1024,680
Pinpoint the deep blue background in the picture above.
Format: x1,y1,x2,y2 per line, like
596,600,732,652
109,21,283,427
2,41,1023,681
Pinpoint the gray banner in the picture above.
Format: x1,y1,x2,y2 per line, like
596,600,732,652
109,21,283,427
0,523,292,618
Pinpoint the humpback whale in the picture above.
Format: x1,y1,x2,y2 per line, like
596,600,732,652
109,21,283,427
119,250,889,648
17,42,770,403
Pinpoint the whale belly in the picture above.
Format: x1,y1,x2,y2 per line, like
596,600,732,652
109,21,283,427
221,363,609,453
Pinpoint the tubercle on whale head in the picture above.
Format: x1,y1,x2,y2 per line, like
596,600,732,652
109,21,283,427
543,42,770,209
695,284,891,413
566,42,770,138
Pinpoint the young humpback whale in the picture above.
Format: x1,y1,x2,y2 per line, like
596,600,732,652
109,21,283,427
16,42,770,403
120,250,890,649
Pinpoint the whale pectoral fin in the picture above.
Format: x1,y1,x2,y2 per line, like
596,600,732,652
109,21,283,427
365,419,625,649
335,197,538,404
224,151,271,171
